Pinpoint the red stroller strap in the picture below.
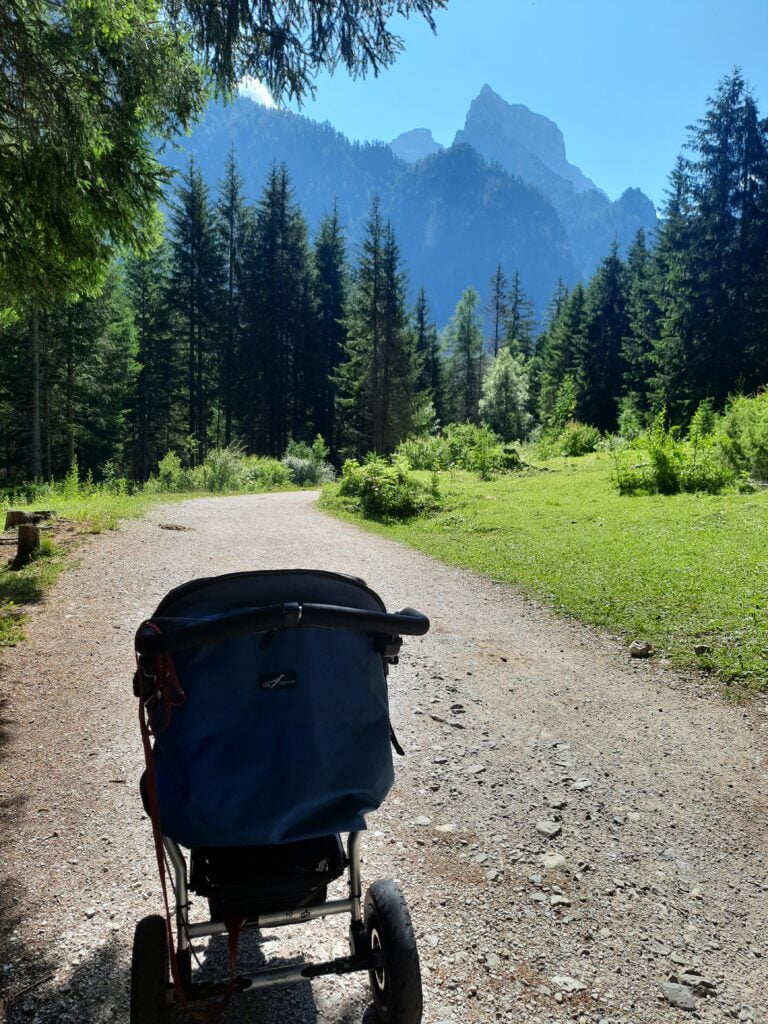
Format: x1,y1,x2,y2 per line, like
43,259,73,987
137,633,243,1023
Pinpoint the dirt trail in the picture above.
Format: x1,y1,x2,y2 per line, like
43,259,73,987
1,491,766,1024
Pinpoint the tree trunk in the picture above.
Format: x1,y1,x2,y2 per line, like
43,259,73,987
30,305,42,481
66,331,75,469
13,524,40,568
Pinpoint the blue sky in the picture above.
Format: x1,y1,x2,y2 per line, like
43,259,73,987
265,0,768,209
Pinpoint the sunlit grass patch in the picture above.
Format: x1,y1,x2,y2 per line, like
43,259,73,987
322,453,768,693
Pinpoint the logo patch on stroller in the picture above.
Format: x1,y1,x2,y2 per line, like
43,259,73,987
259,671,298,691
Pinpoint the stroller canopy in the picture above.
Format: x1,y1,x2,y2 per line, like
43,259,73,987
140,570,398,848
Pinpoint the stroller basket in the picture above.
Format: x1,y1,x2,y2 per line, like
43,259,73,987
131,569,430,1024
190,835,346,919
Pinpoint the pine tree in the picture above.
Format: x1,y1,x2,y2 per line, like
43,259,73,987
312,205,348,451
578,242,628,431
412,287,445,426
537,283,586,427
485,264,509,357
443,287,484,424
621,229,661,418
241,164,313,455
167,159,224,462
337,199,416,455
126,243,181,479
215,149,247,447
505,270,536,357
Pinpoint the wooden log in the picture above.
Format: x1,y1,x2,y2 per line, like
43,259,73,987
5,510,30,530
32,510,56,521
12,524,40,568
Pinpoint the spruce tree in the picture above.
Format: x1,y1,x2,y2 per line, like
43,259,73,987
337,199,416,455
241,164,313,455
505,270,536,357
167,159,224,462
413,287,445,427
443,287,484,424
537,283,586,427
312,205,348,452
215,149,247,446
578,242,628,431
126,243,181,479
621,229,661,419
486,265,509,357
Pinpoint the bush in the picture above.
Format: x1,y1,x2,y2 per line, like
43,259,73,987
338,457,439,520
156,450,184,491
243,457,293,490
395,433,445,471
201,446,246,492
720,391,768,481
282,455,336,486
396,423,521,479
556,420,602,457
281,435,335,486
613,410,736,496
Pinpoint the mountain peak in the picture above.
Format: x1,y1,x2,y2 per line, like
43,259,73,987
457,86,599,196
390,127,444,163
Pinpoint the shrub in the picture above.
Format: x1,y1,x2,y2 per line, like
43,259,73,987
720,391,768,481
201,446,246,492
613,410,736,496
395,433,445,471
338,457,439,520
281,435,335,486
282,455,336,486
156,450,184,491
395,423,520,479
441,423,518,477
556,420,602,457
617,399,645,442
244,457,293,490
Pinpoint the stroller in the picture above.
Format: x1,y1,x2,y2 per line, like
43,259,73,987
131,569,430,1024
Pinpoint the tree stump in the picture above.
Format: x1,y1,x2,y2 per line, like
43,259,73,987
12,524,40,568
5,510,30,530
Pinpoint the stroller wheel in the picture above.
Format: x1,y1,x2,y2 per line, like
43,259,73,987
130,915,169,1024
364,880,423,1024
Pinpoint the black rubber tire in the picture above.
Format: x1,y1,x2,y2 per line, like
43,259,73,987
130,915,170,1024
364,880,423,1024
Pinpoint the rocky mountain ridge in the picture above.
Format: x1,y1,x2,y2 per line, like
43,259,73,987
162,88,656,325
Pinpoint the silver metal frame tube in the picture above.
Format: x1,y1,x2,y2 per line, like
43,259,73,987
347,832,362,923
163,837,189,952
186,898,354,939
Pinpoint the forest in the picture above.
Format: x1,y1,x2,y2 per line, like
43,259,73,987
0,69,766,489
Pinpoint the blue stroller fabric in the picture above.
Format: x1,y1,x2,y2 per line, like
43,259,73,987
146,571,396,848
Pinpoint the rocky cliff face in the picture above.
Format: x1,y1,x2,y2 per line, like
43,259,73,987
454,84,600,197
449,85,656,275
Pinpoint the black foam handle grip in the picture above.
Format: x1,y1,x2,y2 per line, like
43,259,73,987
135,602,430,656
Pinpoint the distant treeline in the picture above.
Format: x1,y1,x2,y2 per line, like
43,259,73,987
0,70,765,485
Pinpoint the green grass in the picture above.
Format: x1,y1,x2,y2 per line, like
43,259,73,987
322,453,768,693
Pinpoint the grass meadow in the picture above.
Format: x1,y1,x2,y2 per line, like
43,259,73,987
323,452,768,693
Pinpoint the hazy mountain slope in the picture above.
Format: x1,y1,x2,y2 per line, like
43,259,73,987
453,85,657,272
161,98,576,324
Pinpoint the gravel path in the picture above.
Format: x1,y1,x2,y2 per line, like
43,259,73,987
1,492,767,1024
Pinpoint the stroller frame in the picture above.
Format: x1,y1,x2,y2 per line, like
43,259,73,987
164,830,371,1000
131,572,430,1022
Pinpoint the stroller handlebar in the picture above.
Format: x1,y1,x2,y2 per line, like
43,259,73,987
135,602,430,656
